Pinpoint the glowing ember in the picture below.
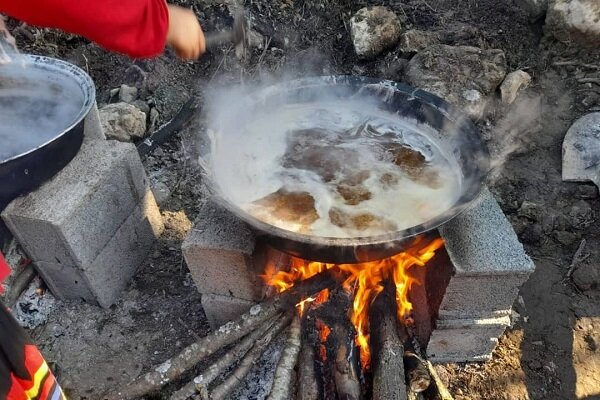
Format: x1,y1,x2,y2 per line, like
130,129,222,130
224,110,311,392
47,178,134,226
261,237,444,369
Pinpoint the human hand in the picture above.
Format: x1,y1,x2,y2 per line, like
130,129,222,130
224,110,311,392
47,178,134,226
166,5,206,60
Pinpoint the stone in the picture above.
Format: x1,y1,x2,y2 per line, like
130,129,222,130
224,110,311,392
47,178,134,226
516,0,549,20
350,6,402,59
182,199,259,300
201,293,256,330
563,113,600,189
439,187,536,275
118,84,138,103
149,108,160,133
427,327,503,362
545,0,600,45
151,181,171,207
99,102,147,142
2,140,163,307
399,29,439,53
405,45,507,119
500,70,532,105
131,100,150,116
518,200,543,221
572,262,600,291
569,200,594,229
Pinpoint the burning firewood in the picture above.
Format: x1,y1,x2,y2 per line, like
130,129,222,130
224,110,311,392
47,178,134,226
267,315,302,400
332,321,362,400
402,322,431,394
107,268,341,400
296,322,319,400
370,283,408,400
208,313,293,400
169,318,278,400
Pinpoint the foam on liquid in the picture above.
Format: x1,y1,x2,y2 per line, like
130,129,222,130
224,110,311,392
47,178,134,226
208,99,462,238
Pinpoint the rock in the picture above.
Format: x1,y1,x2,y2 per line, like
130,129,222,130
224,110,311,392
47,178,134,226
98,103,147,142
529,359,543,370
545,0,600,45
563,113,600,189
399,29,439,53
151,181,171,206
518,201,543,221
569,200,594,228
553,230,577,246
572,263,600,291
404,45,507,119
118,84,138,103
516,0,549,20
350,6,402,59
131,100,150,116
575,184,599,199
149,108,160,132
500,70,532,105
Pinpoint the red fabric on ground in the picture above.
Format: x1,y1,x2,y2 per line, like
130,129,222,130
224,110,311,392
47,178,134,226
0,252,10,294
1,0,169,58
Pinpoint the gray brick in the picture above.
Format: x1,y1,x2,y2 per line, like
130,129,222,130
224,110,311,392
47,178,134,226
83,102,106,140
439,274,529,315
201,293,256,330
2,140,148,266
35,261,96,304
427,327,505,363
86,193,164,307
435,314,511,330
439,187,536,276
182,200,260,300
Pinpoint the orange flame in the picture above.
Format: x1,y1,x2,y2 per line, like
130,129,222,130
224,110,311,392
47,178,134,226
261,238,444,369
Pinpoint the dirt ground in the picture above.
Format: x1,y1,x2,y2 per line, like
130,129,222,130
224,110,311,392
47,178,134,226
4,0,600,398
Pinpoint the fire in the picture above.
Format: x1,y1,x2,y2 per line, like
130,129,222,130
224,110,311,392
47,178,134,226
261,237,444,368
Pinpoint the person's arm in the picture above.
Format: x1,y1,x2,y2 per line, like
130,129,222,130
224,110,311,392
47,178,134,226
1,0,205,59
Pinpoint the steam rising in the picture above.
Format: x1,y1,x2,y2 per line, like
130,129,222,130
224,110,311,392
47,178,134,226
201,80,463,238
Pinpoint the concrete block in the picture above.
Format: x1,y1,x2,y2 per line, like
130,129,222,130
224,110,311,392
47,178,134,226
439,187,536,276
2,140,148,266
438,308,512,320
438,274,530,315
33,193,163,307
201,293,256,330
85,192,163,307
84,101,106,140
427,327,505,363
183,200,260,301
435,314,511,330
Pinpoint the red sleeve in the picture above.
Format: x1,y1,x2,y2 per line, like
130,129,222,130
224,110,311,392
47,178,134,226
1,0,169,58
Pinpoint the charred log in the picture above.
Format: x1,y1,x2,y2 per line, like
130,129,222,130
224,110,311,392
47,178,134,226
107,268,340,400
332,321,362,400
268,315,302,400
371,283,408,400
208,313,293,400
296,319,320,400
402,323,431,394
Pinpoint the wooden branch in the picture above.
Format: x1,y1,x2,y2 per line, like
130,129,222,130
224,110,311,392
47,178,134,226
107,268,340,400
170,318,276,400
425,361,454,400
332,322,362,400
209,313,293,400
268,315,302,400
296,323,319,400
403,323,431,394
371,283,407,400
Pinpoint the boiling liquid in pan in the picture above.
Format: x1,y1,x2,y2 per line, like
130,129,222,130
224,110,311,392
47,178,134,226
211,100,463,238
0,66,84,162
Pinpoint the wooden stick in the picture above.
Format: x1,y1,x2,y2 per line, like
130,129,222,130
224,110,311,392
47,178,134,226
268,315,302,400
402,322,431,394
371,283,408,400
170,318,276,400
332,322,362,400
107,268,340,399
296,323,319,400
425,361,454,400
209,313,293,400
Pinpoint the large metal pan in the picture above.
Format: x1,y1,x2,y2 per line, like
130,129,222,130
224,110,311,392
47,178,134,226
0,55,95,244
201,76,489,263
